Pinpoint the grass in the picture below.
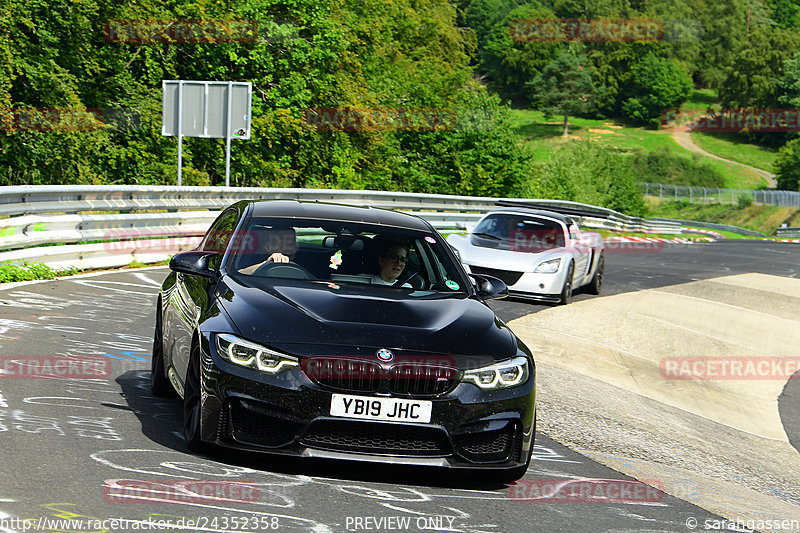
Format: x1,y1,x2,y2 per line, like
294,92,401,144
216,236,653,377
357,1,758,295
0,261,82,283
680,88,718,112
644,197,800,236
689,131,778,174
510,87,776,189
509,108,768,189
508,109,679,163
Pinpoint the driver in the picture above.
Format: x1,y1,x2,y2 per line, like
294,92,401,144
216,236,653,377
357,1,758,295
238,228,297,274
369,238,412,287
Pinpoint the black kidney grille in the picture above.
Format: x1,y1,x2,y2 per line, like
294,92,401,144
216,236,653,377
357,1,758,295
301,420,451,456
303,358,383,393
390,363,457,395
303,357,458,396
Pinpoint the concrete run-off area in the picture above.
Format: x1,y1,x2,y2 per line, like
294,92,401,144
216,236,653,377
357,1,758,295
509,273,800,530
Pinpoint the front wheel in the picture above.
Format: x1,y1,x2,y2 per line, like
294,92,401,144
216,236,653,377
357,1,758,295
183,345,206,453
559,262,574,305
586,253,604,295
151,305,174,398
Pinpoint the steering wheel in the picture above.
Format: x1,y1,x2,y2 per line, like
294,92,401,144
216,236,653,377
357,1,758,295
393,271,423,288
252,261,314,280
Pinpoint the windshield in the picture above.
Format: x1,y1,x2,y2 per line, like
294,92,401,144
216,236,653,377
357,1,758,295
226,217,468,295
472,213,566,252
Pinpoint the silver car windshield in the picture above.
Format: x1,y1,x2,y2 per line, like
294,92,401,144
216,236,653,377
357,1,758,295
472,214,566,252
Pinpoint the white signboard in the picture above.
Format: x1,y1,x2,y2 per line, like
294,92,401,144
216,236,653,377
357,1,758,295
162,80,252,185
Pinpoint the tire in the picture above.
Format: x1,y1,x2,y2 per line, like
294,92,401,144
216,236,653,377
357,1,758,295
585,253,604,295
559,262,574,305
183,344,207,453
151,304,174,398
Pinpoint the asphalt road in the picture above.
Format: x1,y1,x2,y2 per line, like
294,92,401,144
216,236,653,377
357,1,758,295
0,240,798,533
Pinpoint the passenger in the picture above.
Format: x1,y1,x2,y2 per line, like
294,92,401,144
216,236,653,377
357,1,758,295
239,228,296,274
369,238,412,287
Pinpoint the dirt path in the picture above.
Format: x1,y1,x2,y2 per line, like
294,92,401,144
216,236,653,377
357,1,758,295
672,127,777,188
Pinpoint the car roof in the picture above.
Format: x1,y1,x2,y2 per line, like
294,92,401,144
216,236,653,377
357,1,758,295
485,208,574,225
245,199,432,231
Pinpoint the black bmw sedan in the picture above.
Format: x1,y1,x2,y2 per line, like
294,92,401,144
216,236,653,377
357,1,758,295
152,200,536,482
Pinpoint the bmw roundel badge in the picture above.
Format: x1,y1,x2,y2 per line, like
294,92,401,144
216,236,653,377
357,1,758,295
376,348,394,362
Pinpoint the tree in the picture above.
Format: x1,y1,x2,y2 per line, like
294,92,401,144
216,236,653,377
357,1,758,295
767,0,800,28
478,3,560,100
775,137,800,190
621,53,692,126
778,51,800,107
718,27,800,108
527,50,599,136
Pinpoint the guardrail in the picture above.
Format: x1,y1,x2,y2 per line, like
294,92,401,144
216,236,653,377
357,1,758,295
777,227,800,239
649,218,766,238
639,182,800,208
0,186,682,270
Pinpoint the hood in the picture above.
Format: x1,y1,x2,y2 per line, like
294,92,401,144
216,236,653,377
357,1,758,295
215,275,517,361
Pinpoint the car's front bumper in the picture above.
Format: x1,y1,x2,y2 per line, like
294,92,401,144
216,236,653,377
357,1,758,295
198,336,536,470
467,264,566,299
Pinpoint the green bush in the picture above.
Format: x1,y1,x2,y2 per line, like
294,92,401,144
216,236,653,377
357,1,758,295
775,137,800,191
629,146,726,188
0,261,82,283
531,141,647,217
737,194,754,208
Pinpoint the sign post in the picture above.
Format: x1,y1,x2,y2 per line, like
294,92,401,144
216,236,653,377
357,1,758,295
162,80,252,186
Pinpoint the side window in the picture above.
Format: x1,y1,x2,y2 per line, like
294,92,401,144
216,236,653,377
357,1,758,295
201,209,240,253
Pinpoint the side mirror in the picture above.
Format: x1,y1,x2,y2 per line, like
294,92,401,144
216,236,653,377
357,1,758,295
169,251,217,277
471,274,508,300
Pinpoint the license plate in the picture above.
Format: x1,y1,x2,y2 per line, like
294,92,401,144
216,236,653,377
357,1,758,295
330,394,432,423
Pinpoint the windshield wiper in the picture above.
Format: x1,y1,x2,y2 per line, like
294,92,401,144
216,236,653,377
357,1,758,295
472,232,502,240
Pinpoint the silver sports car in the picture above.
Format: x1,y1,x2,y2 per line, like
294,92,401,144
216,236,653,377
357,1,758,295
446,208,604,304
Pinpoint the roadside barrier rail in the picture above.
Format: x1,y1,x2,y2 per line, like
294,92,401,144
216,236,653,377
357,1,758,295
0,186,682,270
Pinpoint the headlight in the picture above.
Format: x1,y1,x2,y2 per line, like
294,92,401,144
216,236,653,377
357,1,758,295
534,258,561,273
216,333,298,374
462,357,530,390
